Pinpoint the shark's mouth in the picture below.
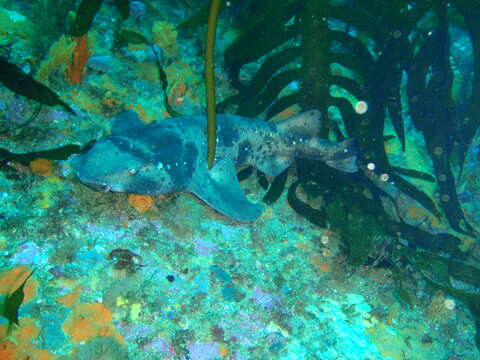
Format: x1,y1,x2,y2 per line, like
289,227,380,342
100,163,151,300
71,153,112,193
83,181,112,193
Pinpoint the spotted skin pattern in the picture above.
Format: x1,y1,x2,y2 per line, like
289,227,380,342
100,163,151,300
73,111,357,221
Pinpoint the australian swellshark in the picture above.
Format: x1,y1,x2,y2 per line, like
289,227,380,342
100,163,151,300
72,110,358,221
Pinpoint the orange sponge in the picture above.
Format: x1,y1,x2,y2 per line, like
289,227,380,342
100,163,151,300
0,266,37,303
128,194,154,213
62,302,124,344
67,35,90,84
0,318,55,360
29,158,53,177
56,285,83,307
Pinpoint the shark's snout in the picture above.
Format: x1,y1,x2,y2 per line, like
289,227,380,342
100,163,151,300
71,153,112,192
71,153,86,174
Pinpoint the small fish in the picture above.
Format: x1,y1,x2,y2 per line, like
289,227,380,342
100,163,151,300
72,110,358,221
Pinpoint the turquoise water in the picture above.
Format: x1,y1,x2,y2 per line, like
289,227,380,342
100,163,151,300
0,1,479,359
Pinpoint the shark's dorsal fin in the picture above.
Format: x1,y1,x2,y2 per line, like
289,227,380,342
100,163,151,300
112,110,144,134
276,110,321,136
188,158,264,221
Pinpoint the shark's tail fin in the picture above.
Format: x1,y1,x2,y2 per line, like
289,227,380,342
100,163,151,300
322,138,359,173
296,136,358,173
274,110,358,174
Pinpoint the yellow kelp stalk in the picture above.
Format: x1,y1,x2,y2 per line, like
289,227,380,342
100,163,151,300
205,0,222,169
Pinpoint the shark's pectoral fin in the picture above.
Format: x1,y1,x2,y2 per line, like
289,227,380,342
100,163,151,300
188,158,264,222
256,156,292,177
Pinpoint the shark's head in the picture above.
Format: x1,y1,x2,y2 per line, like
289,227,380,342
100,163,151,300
72,137,148,193
72,130,198,196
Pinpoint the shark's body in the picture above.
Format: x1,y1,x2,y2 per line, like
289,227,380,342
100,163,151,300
73,110,357,221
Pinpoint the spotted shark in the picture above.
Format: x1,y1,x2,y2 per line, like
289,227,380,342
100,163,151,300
72,110,357,221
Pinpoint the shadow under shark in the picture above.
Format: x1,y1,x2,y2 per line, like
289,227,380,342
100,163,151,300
72,110,357,221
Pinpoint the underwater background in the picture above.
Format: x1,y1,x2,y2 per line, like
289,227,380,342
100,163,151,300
0,0,480,359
